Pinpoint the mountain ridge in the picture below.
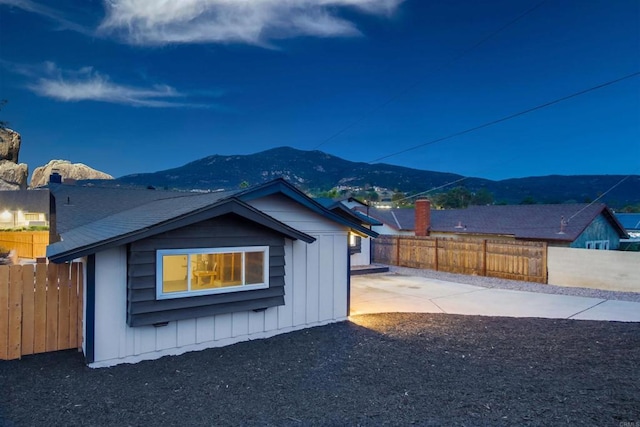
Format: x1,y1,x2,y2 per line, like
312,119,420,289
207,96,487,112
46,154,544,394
110,147,639,207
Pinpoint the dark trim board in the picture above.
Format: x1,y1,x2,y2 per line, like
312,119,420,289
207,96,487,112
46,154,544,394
85,254,96,364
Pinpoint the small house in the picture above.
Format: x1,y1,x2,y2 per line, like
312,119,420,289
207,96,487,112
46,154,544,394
47,179,376,367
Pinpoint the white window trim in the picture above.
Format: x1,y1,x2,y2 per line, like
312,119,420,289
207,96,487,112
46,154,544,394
156,246,269,300
585,240,609,250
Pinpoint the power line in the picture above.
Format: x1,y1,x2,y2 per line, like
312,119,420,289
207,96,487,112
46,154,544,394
568,175,631,221
311,0,549,151
369,71,640,164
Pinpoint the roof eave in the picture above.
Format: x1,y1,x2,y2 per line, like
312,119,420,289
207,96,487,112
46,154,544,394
237,179,378,238
48,198,315,263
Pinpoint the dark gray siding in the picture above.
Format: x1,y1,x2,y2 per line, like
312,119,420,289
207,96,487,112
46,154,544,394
127,214,286,327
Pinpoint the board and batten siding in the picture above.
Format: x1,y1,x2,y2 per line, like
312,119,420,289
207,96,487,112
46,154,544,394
127,215,286,327
89,197,349,367
570,214,621,250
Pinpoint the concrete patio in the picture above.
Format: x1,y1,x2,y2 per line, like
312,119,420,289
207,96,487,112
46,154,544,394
350,273,640,322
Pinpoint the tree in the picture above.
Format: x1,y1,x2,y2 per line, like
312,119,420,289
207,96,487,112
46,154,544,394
392,191,410,207
621,204,640,213
470,188,494,206
432,187,473,209
520,196,536,205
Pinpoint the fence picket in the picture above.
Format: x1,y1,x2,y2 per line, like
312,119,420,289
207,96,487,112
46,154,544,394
33,263,47,354
8,266,22,359
45,263,59,352
0,266,9,359
21,264,35,356
69,263,79,349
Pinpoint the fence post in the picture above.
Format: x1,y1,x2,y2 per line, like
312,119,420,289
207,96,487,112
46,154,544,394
542,242,548,284
434,238,439,271
395,236,400,266
482,240,487,277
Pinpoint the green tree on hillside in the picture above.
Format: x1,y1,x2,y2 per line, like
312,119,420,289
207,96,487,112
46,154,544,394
470,188,494,206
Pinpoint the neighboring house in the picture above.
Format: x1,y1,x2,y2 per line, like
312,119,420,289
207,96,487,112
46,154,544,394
0,189,51,231
356,201,628,250
46,179,376,367
351,206,415,236
615,213,640,250
615,213,640,239
314,197,381,266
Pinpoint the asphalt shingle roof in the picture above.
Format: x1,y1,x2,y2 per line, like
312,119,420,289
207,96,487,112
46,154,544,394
48,191,235,257
50,185,237,234
357,203,627,242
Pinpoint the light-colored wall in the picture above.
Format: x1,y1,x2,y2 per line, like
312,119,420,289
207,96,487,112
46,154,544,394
351,237,371,266
89,195,349,367
548,246,640,292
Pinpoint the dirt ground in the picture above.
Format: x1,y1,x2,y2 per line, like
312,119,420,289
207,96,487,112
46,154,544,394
1,313,638,426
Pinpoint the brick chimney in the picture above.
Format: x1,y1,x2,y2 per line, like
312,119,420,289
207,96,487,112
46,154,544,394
415,199,431,236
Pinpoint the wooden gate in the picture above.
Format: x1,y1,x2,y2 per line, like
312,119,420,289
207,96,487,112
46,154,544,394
0,262,83,360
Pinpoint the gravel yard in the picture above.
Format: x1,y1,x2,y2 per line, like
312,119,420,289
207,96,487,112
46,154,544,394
1,313,638,426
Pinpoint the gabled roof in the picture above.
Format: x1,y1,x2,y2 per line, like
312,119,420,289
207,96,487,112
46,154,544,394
314,198,382,227
236,179,377,238
47,195,314,263
358,203,628,242
47,178,378,262
50,184,221,234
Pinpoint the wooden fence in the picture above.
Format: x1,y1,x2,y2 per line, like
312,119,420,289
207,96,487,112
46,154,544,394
0,262,83,360
373,235,547,283
0,231,49,259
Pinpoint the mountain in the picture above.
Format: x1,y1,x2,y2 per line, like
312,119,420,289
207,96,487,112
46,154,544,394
109,147,639,207
117,146,467,191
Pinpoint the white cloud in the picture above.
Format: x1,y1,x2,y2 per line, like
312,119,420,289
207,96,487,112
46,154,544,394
27,63,207,108
98,0,404,46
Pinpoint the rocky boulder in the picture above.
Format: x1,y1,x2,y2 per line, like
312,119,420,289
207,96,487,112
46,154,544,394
30,160,113,188
0,160,28,190
0,128,21,163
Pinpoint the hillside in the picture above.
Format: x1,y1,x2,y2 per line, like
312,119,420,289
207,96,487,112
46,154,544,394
109,147,639,207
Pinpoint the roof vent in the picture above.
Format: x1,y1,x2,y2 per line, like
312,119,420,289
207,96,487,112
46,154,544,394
557,216,568,234
454,221,464,229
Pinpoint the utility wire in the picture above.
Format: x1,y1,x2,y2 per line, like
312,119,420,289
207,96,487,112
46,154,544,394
568,175,631,221
369,71,640,164
311,0,549,150
375,72,639,204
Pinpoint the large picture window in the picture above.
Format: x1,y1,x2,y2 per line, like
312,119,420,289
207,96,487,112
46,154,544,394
156,247,269,299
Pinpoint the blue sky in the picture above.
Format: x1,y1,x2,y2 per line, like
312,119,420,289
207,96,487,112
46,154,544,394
1,0,638,181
